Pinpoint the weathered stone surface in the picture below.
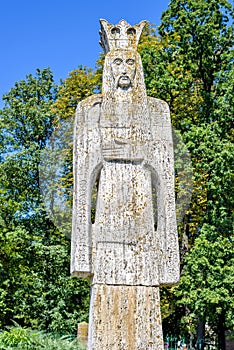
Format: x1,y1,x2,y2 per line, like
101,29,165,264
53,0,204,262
71,19,180,349
77,322,88,346
89,285,163,350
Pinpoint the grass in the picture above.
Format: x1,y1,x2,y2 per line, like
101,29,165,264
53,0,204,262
0,325,86,350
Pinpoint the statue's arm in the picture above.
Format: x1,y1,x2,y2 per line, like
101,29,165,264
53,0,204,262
71,95,103,277
147,97,180,285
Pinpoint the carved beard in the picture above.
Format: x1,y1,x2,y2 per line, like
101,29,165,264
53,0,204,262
100,50,150,130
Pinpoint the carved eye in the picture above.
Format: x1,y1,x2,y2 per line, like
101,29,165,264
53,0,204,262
113,58,123,65
126,59,135,65
127,28,136,36
111,27,120,35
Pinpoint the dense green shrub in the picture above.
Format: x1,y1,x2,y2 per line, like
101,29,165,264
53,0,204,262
0,325,86,350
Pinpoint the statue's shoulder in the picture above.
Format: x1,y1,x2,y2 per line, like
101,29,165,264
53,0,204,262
77,94,103,111
147,96,171,124
76,94,103,124
147,96,169,113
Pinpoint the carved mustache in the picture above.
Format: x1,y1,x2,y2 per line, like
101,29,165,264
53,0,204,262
116,75,131,88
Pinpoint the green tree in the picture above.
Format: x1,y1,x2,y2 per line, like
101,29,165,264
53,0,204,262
139,1,233,346
0,68,90,333
0,68,56,226
176,228,234,349
53,66,100,120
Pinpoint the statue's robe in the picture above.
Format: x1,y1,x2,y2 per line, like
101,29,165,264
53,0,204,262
71,94,179,287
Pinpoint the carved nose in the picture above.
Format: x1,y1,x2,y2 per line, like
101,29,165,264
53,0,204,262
122,66,127,74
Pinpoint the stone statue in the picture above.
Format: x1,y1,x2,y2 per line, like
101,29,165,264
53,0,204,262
71,19,180,350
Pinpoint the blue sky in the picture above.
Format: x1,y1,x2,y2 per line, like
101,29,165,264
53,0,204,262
0,0,170,106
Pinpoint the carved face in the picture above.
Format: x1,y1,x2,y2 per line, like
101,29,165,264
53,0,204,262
111,51,136,89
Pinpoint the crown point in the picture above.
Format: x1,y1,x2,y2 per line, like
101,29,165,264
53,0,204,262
99,18,147,53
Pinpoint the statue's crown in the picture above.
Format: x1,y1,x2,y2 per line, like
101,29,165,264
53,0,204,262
99,19,147,53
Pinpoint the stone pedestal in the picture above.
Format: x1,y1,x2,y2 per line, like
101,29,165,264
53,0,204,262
77,321,89,347
88,285,164,350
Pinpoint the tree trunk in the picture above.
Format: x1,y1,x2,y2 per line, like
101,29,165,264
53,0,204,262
196,319,205,350
217,311,226,350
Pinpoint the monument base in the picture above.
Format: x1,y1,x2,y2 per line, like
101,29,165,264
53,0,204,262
88,284,164,350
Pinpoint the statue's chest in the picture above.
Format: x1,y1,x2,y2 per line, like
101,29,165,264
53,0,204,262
99,109,152,146
100,125,150,162
98,100,152,161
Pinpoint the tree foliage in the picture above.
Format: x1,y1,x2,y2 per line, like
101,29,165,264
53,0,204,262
138,0,234,345
53,66,100,120
0,68,90,333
